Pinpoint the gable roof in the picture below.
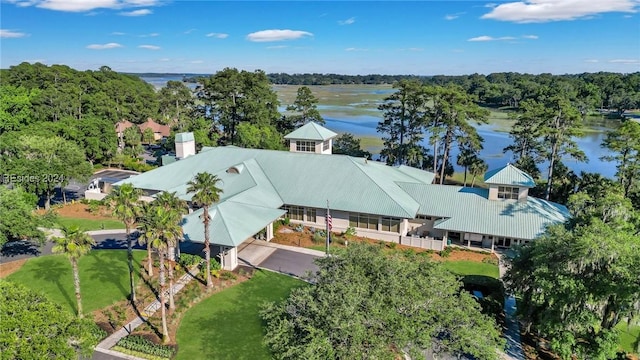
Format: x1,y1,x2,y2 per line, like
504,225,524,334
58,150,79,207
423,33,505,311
182,201,285,247
138,118,170,137
115,146,433,219
483,163,535,187
398,183,569,240
284,122,338,141
115,120,135,133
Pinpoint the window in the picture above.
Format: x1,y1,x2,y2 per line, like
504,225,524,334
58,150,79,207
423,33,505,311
498,186,519,200
349,213,378,230
322,140,330,151
283,205,304,221
296,141,316,152
306,208,317,223
416,214,432,220
381,217,400,233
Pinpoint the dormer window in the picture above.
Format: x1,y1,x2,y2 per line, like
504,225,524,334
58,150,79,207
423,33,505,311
296,141,315,152
498,186,519,200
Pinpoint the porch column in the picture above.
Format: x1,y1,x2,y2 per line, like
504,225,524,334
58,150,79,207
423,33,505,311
266,222,274,242
221,246,238,270
442,231,448,251
491,238,495,253
466,232,470,248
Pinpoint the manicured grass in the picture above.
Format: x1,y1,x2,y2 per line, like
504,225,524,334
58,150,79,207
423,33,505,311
176,270,306,360
616,321,639,354
442,260,500,279
6,250,145,314
445,172,487,188
56,217,125,231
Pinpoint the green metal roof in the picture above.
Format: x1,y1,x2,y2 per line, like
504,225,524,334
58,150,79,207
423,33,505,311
483,164,535,187
398,183,570,240
116,146,431,218
284,122,337,141
175,132,194,143
182,201,285,247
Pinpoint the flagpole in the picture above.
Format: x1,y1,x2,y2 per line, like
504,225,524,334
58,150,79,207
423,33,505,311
326,199,330,255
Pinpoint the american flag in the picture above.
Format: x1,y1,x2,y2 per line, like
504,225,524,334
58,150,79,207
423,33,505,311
326,213,332,231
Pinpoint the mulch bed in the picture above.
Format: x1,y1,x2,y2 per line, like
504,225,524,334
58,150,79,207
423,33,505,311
271,225,498,263
0,258,28,278
37,202,114,220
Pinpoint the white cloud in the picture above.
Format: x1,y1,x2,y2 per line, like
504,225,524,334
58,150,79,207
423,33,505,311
345,47,368,52
408,47,424,51
6,0,161,12
338,17,356,25
0,29,29,38
468,35,495,41
522,34,539,39
482,0,638,23
159,58,170,62
445,12,465,20
206,32,228,39
139,32,159,37
86,42,123,49
584,59,599,63
184,28,197,34
609,59,640,64
111,31,126,35
138,44,160,50
247,29,313,42
119,8,151,16
484,3,498,8
267,45,288,49
467,35,521,41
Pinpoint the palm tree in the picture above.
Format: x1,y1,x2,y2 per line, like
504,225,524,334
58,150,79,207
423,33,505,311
153,191,186,310
52,226,95,318
107,183,143,303
186,172,223,288
137,202,156,276
138,204,181,343
469,158,489,188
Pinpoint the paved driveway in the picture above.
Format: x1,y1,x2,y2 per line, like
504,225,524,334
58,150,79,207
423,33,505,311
258,249,320,279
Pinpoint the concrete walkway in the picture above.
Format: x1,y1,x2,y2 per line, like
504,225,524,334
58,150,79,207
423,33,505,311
498,253,525,360
95,262,201,357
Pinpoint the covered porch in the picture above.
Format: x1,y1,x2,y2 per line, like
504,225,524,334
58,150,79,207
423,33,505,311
180,201,285,270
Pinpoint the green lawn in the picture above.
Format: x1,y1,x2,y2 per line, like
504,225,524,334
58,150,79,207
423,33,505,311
6,250,145,314
176,270,306,360
442,260,500,279
616,321,639,354
56,217,125,231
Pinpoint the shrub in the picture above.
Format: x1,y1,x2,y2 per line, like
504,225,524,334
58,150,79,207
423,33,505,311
440,246,453,258
312,232,324,244
116,335,176,359
294,224,304,232
179,253,202,268
220,271,237,281
387,242,398,250
343,226,357,236
273,221,282,233
482,256,499,266
282,217,291,226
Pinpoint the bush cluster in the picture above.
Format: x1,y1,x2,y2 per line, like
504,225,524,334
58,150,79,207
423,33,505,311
116,335,176,359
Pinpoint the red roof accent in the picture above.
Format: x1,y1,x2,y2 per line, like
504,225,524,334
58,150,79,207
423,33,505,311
138,118,171,137
115,120,135,133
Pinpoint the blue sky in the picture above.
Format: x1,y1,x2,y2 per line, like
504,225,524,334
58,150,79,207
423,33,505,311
1,0,639,75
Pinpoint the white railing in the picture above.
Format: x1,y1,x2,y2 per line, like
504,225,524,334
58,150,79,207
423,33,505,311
400,235,443,251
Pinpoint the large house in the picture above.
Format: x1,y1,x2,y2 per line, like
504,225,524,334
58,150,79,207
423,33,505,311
113,122,570,270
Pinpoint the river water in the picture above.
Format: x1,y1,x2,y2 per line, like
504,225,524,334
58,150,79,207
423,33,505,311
140,76,618,178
